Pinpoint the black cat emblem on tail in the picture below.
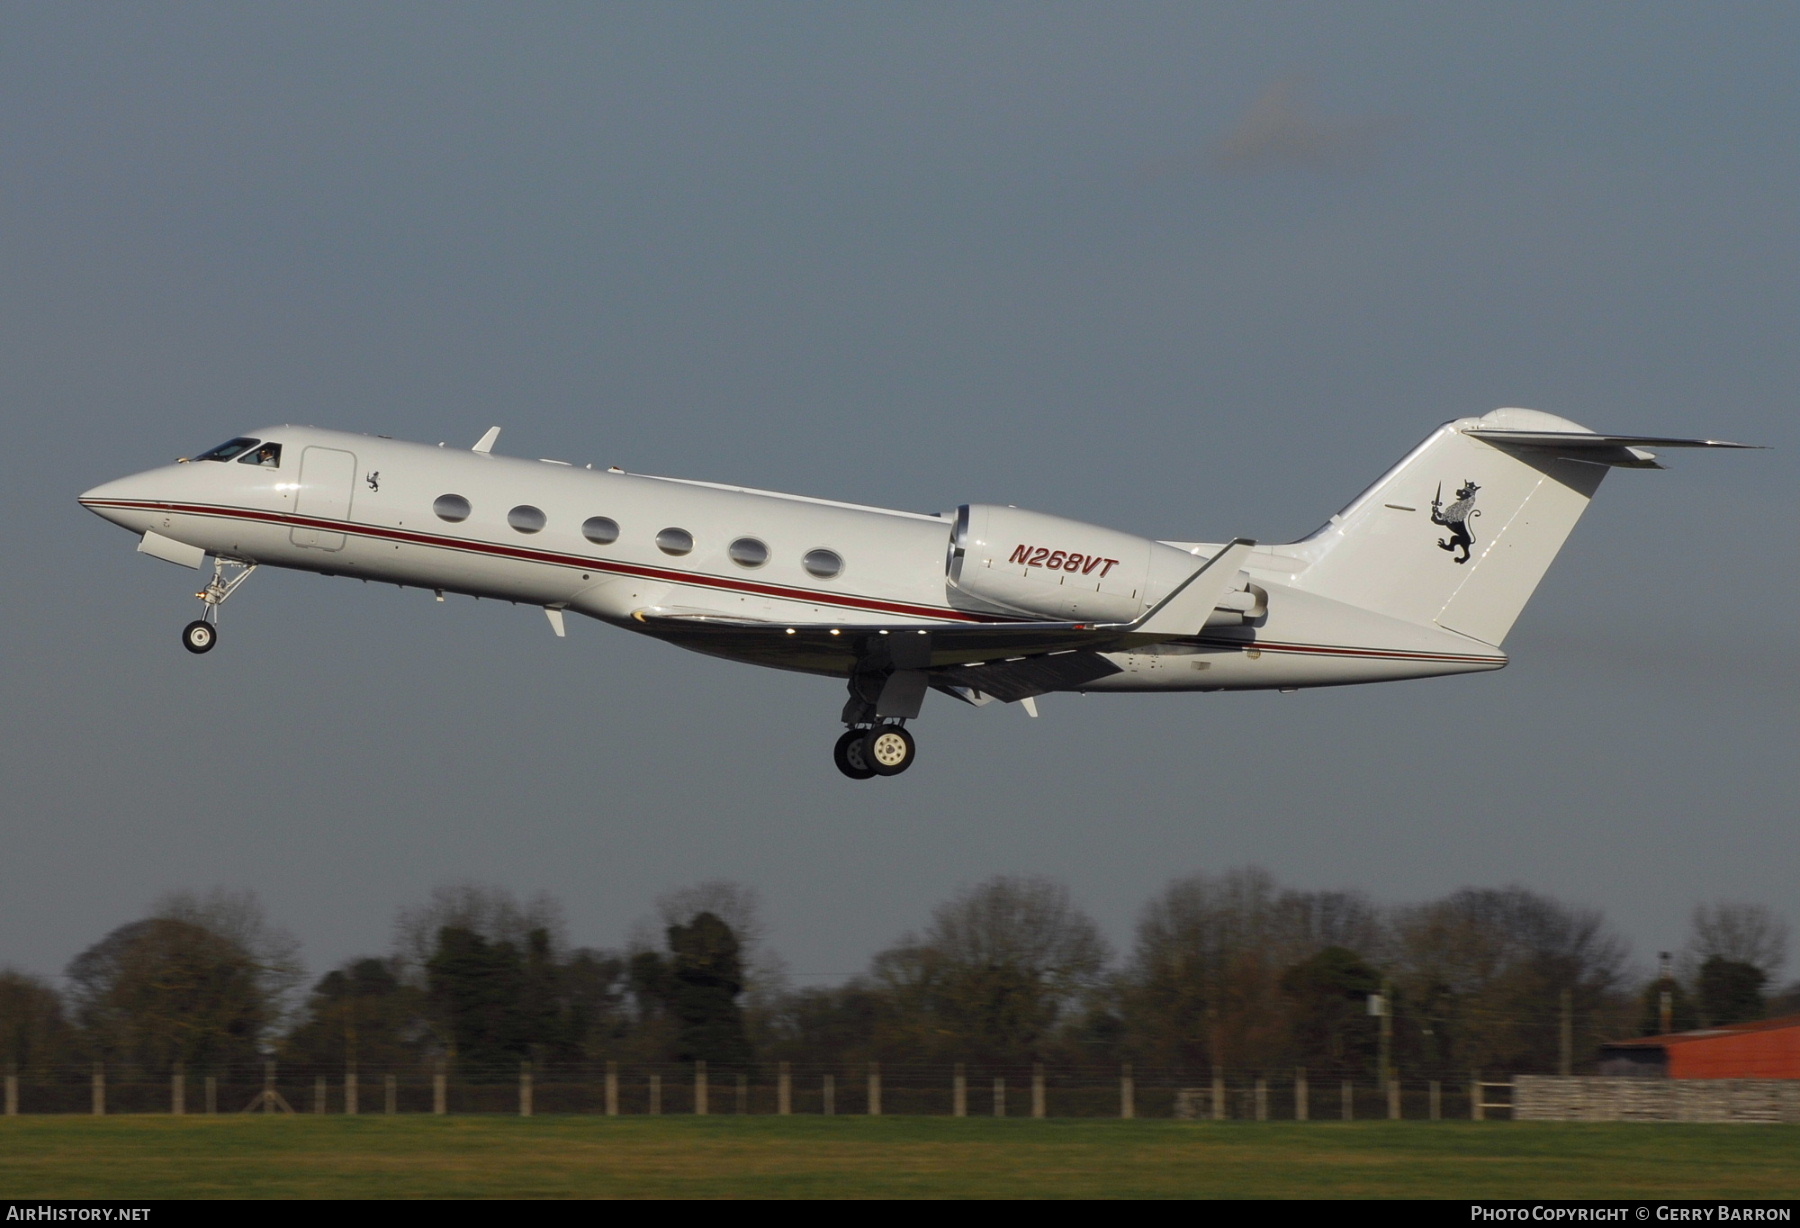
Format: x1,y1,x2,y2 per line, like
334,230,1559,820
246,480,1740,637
1431,480,1481,563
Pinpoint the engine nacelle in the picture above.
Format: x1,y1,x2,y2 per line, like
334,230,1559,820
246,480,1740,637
945,504,1153,622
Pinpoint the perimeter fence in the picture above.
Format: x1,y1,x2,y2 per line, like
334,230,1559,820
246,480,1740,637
1,1061,1509,1120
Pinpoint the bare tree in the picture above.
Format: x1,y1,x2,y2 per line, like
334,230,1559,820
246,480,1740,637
1390,886,1630,1074
393,882,566,976
0,970,75,1077
1124,868,1377,1070
153,888,303,1024
872,875,1108,1063
68,918,272,1071
1686,903,1788,979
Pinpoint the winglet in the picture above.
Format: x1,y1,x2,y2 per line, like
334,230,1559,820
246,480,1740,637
472,426,502,454
1132,539,1256,639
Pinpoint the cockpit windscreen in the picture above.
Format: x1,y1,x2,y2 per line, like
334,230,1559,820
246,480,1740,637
195,437,259,462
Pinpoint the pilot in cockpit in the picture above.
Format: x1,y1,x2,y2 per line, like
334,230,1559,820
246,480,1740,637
193,437,281,467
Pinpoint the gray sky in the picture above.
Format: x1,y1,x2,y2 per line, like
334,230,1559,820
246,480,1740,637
3,3,1794,989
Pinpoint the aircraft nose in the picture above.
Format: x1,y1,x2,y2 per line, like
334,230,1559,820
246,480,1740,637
79,472,159,529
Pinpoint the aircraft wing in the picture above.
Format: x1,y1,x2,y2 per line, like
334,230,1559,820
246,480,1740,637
627,540,1258,684
628,611,1128,674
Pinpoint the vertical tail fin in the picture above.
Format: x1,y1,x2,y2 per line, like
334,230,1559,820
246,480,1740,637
1287,409,1613,646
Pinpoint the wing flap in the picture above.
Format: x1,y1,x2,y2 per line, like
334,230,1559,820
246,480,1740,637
933,650,1123,703
629,612,1117,672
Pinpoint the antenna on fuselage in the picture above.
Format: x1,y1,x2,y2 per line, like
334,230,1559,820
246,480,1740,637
472,426,501,454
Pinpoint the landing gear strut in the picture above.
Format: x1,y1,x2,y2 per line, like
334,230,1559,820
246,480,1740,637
182,558,257,655
832,723,917,780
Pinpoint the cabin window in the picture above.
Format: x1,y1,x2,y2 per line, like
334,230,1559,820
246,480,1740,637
433,494,472,523
728,537,769,568
581,516,620,545
508,505,547,534
656,527,694,556
802,548,843,579
195,437,258,462
237,442,282,468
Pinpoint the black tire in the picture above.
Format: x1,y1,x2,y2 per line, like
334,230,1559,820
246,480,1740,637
863,725,916,776
181,620,217,654
833,729,876,780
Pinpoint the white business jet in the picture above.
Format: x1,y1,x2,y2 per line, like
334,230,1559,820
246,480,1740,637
79,409,1752,778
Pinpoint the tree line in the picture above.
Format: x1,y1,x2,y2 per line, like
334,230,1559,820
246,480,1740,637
1,873,1791,1081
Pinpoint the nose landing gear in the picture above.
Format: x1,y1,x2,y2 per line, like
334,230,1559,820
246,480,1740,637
832,723,917,780
181,558,257,655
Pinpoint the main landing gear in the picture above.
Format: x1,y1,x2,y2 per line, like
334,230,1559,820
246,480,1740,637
181,558,257,655
833,724,917,780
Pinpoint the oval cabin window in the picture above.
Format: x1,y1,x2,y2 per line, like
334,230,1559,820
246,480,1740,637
433,494,472,523
728,537,769,568
802,548,843,579
656,527,694,556
582,516,620,545
508,505,547,534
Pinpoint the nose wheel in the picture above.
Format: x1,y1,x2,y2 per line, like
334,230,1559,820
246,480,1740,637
833,724,916,779
179,558,257,655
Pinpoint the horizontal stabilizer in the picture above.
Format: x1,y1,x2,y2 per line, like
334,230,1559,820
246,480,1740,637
1465,429,1761,449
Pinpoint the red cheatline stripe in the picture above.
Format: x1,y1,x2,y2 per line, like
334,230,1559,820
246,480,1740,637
1197,636,1503,665
83,498,1015,625
83,499,1508,664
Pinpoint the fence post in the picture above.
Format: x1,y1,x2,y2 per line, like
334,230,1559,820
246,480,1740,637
953,1063,966,1118
313,1075,325,1115
777,1062,791,1116
1560,987,1574,1077
1388,1076,1401,1120
1255,1077,1268,1121
1211,1067,1224,1122
1032,1064,1046,1119
519,1061,533,1117
822,1073,835,1116
1341,1080,1353,1121
385,1073,398,1115
867,1062,881,1116
1295,1068,1307,1122
649,1073,662,1116
346,1064,359,1116
172,1062,186,1116
5,1064,17,1117
92,1062,104,1116
605,1061,618,1117
1471,1071,1482,1121
434,1059,447,1116
1119,1063,1134,1120
992,1076,1006,1117
1429,1079,1441,1121
694,1060,708,1116
737,1072,748,1115
205,1075,217,1115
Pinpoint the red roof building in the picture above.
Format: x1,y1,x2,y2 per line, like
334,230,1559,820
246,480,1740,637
1598,1014,1800,1079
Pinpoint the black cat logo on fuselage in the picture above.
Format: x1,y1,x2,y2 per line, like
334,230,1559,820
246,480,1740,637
1431,481,1480,563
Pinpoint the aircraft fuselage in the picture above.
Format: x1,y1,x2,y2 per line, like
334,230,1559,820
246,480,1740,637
79,425,1505,697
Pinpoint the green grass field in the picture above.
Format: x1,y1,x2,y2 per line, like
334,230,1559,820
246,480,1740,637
4,1117,1800,1199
